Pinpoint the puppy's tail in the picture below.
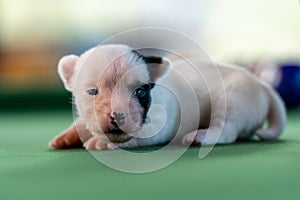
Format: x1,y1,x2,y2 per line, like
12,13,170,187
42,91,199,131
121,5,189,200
256,84,286,140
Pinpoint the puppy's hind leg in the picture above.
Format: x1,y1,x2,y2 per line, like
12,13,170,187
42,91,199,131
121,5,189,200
182,126,238,146
182,92,239,146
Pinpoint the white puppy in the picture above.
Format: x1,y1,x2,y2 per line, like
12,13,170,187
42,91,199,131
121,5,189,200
49,44,286,150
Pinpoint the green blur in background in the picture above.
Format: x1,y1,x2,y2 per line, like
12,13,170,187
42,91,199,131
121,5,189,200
0,0,300,200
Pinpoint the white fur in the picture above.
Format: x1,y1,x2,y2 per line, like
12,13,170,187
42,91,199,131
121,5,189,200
119,58,286,148
58,44,286,149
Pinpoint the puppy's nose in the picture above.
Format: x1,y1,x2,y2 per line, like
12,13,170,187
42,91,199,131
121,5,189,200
110,112,125,127
110,115,118,127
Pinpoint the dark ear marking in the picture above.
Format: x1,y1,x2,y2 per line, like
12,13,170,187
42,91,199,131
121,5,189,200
132,49,171,82
150,83,155,89
131,49,144,59
131,50,162,64
144,56,162,64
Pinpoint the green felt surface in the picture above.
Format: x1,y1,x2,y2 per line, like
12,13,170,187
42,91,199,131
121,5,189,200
1,110,300,200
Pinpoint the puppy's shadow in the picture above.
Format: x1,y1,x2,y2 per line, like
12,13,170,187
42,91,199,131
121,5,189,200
192,138,293,158
125,139,293,158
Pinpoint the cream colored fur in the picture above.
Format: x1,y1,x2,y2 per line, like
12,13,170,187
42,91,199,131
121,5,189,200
50,44,286,150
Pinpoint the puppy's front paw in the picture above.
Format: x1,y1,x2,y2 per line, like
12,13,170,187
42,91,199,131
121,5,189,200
49,129,83,149
83,136,118,150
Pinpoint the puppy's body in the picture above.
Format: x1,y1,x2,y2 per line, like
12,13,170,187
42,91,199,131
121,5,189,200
50,44,286,150
119,59,286,148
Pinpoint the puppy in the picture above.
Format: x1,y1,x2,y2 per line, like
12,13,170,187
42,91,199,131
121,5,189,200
49,44,286,150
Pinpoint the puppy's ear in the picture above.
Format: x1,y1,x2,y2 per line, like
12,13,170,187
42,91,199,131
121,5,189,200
57,55,79,92
144,56,172,82
131,50,172,81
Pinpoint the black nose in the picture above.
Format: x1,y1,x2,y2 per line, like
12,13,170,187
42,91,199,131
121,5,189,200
110,112,125,127
110,115,118,127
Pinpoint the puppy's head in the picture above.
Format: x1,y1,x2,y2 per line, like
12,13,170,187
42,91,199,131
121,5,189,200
58,44,171,143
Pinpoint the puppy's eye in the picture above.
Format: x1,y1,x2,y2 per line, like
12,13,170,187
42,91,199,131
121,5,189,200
133,85,148,97
87,88,98,95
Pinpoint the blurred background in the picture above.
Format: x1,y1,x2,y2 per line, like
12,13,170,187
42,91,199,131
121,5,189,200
0,0,300,112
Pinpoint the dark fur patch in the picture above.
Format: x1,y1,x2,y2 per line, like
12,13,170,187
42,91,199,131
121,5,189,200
143,56,162,64
131,50,162,64
131,50,158,123
135,83,155,123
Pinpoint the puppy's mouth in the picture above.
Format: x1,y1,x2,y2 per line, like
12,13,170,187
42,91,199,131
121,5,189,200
105,129,133,143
